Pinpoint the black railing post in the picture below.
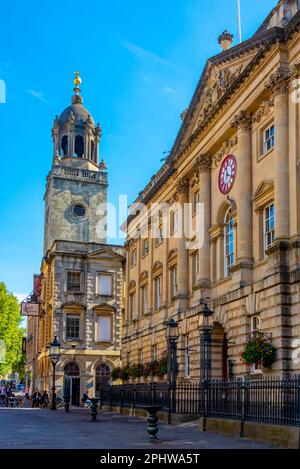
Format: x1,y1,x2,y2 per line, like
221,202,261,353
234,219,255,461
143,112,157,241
109,385,112,409
132,384,136,410
121,385,124,410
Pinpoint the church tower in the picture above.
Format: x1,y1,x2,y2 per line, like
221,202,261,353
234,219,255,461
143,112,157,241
44,72,108,254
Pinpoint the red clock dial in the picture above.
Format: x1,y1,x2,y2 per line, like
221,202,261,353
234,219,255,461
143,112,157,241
218,154,237,194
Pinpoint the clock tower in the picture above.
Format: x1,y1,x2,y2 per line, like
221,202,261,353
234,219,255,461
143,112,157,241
44,73,108,255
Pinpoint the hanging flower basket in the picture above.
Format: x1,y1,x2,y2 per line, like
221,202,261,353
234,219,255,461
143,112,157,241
129,363,144,379
240,331,277,369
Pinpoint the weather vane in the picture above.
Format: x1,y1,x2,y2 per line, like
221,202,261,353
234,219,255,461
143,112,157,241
73,71,82,95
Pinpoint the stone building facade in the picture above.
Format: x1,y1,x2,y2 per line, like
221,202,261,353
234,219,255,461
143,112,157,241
36,76,125,404
122,0,300,380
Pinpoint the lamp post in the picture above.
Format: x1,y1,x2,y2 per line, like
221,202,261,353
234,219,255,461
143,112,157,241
165,319,179,418
199,304,214,383
165,319,179,386
50,336,61,411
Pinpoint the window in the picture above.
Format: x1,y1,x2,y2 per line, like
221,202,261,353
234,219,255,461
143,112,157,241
142,238,149,257
263,124,274,154
184,335,190,377
97,316,112,342
154,276,161,310
155,211,163,246
224,209,235,277
131,249,137,267
141,285,147,315
170,266,177,298
66,315,80,340
192,251,200,285
264,203,275,254
129,293,136,320
74,135,84,158
126,351,131,366
67,271,81,292
95,364,111,396
251,315,261,334
151,344,157,361
61,135,68,156
155,226,163,246
73,204,86,217
250,316,262,373
138,348,143,363
170,210,179,234
98,273,113,296
193,191,200,215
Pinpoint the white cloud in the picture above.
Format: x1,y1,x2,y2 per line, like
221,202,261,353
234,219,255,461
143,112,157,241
163,86,176,95
14,293,27,304
27,89,49,103
122,41,176,69
141,74,151,83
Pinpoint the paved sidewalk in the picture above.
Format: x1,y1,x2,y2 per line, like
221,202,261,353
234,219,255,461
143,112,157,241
0,408,277,449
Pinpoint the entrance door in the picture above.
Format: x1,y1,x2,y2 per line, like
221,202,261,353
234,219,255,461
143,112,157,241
63,362,80,406
63,377,72,399
71,378,80,406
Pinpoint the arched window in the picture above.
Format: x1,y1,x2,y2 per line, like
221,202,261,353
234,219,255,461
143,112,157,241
91,140,95,162
224,208,234,277
61,136,68,156
95,364,111,396
74,135,84,158
64,362,80,376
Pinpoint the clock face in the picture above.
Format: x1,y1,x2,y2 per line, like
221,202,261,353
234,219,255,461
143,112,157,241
218,154,237,194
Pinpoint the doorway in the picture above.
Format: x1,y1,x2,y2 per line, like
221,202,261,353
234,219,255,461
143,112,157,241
63,362,80,406
211,322,229,380
95,364,111,397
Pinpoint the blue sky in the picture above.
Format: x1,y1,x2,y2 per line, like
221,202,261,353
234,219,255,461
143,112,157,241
0,0,276,298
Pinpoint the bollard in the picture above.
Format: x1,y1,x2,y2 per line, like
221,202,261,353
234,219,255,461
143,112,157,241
64,395,70,412
89,398,98,421
143,405,162,440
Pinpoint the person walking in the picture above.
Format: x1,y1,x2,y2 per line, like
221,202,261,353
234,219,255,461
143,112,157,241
32,389,41,408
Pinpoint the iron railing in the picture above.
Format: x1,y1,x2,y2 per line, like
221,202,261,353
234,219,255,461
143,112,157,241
99,375,300,427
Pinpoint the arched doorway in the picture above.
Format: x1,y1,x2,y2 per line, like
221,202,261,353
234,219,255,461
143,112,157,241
63,362,80,406
95,364,111,397
211,322,229,380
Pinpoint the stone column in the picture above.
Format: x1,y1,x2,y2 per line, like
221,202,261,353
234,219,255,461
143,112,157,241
196,155,211,290
265,68,290,240
175,178,189,301
231,111,253,265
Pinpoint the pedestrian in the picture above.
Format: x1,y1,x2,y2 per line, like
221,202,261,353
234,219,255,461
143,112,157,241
32,389,41,408
40,390,49,408
22,393,32,408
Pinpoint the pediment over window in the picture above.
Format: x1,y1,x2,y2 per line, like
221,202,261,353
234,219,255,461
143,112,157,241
167,249,178,266
62,302,85,311
152,261,163,276
139,271,148,285
87,246,125,261
93,303,116,313
252,179,274,210
129,280,136,291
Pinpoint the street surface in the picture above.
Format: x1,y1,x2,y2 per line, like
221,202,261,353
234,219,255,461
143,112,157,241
0,408,277,449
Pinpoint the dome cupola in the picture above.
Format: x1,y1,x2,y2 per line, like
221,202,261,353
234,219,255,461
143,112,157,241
52,72,101,165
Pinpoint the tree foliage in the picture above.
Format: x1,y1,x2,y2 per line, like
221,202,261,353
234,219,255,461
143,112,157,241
0,282,25,378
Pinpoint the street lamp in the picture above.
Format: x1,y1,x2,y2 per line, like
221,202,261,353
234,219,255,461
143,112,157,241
165,319,179,386
199,304,214,383
50,336,61,410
